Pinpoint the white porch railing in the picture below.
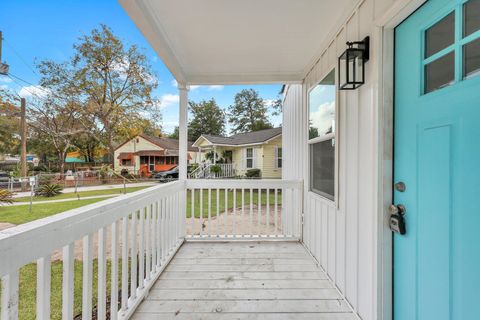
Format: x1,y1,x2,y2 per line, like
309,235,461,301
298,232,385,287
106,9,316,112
0,181,185,320
0,178,302,319
189,163,236,179
185,179,302,239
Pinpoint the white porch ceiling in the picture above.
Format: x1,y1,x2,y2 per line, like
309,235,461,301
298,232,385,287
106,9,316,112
119,0,357,84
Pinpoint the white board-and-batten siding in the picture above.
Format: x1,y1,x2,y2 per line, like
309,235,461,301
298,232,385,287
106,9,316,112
282,0,402,319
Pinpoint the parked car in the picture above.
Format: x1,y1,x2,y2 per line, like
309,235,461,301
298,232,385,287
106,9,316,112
153,166,179,182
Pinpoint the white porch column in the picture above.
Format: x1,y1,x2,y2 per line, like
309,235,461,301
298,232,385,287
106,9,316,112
213,146,217,164
178,83,189,180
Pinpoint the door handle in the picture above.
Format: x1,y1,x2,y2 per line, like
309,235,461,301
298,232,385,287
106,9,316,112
389,204,406,235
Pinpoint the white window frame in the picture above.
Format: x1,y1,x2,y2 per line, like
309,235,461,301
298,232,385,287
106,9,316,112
307,68,339,205
275,146,282,169
245,147,254,169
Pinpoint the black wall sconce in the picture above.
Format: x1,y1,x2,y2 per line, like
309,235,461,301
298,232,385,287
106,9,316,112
338,36,370,90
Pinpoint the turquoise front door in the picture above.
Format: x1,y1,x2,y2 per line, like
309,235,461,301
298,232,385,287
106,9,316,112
394,0,480,319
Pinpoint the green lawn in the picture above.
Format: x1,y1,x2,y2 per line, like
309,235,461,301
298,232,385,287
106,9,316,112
186,189,282,218
10,259,124,320
14,186,149,202
0,198,109,225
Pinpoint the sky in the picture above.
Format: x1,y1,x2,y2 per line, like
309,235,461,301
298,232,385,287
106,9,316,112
0,0,282,134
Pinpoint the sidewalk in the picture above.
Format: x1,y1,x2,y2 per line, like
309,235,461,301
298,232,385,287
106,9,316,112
12,181,157,198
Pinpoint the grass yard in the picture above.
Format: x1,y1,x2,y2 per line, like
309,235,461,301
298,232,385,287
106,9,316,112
186,189,282,218
14,186,149,202
0,259,125,320
0,198,108,225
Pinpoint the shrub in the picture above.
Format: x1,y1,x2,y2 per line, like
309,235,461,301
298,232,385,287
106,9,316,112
0,189,14,204
188,163,199,173
245,169,261,178
210,165,222,174
37,174,55,186
120,168,129,177
35,184,63,197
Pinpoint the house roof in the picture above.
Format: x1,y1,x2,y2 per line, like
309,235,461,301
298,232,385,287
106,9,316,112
141,135,198,152
115,135,198,152
197,127,282,147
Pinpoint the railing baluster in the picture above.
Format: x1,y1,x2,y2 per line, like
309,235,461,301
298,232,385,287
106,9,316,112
139,208,145,289
145,205,151,281
155,201,160,269
233,188,236,236
97,227,107,320
110,222,118,320
62,243,74,320
216,188,220,237
199,189,203,236
151,202,156,274
274,188,278,237
249,188,253,237
82,234,93,320
266,188,270,237
1,270,19,319
161,199,166,261
130,212,137,301
190,188,195,237
208,188,212,236
36,255,51,320
224,188,228,236
121,217,129,312
258,188,262,237
241,188,245,237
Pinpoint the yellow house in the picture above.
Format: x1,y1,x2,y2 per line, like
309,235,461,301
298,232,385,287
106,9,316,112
193,127,282,179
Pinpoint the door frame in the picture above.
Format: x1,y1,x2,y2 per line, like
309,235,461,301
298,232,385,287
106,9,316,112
374,0,426,319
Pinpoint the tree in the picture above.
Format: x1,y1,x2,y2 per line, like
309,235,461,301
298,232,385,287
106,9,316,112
168,126,179,139
28,95,84,173
188,98,225,141
228,89,272,134
0,89,21,155
37,24,160,164
270,97,283,116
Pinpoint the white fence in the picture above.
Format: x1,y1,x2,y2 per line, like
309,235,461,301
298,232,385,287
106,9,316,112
0,179,302,319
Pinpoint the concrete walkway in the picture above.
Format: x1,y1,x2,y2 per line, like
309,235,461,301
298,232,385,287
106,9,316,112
12,181,157,198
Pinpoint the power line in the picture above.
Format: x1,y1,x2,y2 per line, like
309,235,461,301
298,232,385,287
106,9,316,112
3,38,38,76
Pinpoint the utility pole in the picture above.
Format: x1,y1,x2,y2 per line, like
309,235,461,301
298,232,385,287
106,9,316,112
20,98,27,190
0,31,9,75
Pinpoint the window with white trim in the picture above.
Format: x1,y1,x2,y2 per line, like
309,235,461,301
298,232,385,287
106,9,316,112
275,146,282,169
309,69,336,201
245,148,254,169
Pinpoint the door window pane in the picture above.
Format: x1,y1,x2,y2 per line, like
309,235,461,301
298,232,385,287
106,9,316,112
464,38,480,79
309,70,335,140
464,0,480,37
425,51,455,93
425,12,455,58
310,139,335,200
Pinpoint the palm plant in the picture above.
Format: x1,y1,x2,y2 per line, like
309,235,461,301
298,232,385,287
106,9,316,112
0,189,14,204
35,184,63,197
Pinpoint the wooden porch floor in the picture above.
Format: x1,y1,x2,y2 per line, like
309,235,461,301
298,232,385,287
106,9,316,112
132,241,356,320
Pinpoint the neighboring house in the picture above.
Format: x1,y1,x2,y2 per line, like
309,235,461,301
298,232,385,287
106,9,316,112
114,135,198,176
193,127,282,178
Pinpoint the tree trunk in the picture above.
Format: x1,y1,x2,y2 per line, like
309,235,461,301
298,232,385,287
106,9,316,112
105,120,114,165
59,151,66,174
